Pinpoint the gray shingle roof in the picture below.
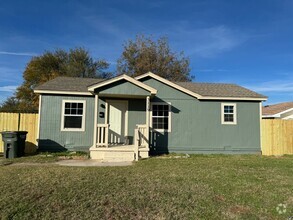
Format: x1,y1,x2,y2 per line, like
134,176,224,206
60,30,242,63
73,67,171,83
262,102,293,115
34,77,104,92
175,82,267,99
35,76,267,99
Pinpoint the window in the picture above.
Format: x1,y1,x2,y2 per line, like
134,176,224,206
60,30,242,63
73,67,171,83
61,100,86,131
221,103,237,125
151,103,171,132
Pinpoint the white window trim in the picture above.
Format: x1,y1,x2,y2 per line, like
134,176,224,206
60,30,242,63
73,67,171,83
221,103,237,125
61,100,86,132
150,102,172,132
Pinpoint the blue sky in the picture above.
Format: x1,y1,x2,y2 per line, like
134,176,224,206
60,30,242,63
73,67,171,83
0,0,292,105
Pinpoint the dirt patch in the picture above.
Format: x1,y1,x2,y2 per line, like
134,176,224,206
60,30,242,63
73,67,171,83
229,205,251,214
57,156,89,160
9,162,57,166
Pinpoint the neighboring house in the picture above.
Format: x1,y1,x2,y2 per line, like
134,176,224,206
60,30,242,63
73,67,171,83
34,72,267,161
262,102,293,119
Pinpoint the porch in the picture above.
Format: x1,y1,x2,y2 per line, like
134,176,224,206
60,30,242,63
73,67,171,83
87,75,156,161
89,123,150,162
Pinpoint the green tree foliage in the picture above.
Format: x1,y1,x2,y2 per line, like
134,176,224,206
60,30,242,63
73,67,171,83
0,97,21,112
0,48,111,112
117,35,191,81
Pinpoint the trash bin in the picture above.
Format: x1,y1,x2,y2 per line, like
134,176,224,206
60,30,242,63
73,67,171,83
16,131,28,157
1,131,28,158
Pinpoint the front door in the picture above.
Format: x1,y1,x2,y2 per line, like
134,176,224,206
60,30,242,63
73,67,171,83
108,100,128,144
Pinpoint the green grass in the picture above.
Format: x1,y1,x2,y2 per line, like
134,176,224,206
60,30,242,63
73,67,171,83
0,151,89,166
0,154,59,165
0,155,292,219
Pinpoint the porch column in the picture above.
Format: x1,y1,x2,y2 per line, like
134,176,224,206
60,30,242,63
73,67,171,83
93,94,99,147
146,96,150,148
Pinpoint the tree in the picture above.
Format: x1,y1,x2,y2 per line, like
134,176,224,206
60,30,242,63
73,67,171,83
0,47,111,112
117,35,191,81
0,97,21,112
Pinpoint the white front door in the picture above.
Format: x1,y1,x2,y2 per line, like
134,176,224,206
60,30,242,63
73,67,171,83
108,100,128,144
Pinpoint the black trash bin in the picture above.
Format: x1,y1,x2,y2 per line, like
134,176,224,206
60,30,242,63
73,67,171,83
16,131,28,157
1,131,28,158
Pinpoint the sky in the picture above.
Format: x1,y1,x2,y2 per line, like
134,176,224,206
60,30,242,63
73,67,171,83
0,0,292,105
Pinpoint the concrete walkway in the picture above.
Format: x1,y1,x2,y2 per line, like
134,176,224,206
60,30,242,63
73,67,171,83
55,159,133,167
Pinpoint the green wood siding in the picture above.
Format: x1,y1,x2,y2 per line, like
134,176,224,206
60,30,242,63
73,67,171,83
39,76,261,154
128,99,146,144
39,95,95,151
141,77,261,154
97,98,106,124
95,80,150,97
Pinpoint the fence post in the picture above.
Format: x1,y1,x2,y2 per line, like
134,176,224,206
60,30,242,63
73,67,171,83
18,113,21,131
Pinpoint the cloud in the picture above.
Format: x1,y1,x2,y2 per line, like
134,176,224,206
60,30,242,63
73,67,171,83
0,51,37,56
168,25,247,58
0,85,18,92
245,80,293,93
107,61,117,65
197,69,230,72
243,78,293,104
0,67,23,83
81,9,135,41
78,5,248,59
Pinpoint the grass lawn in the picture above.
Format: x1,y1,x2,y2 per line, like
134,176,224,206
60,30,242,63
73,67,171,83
0,154,292,219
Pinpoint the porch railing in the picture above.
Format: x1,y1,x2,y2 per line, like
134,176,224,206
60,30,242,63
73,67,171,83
137,124,148,148
97,124,109,147
134,124,148,161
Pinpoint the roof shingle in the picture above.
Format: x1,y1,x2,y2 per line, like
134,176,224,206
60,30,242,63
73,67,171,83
35,76,267,99
35,77,104,92
262,102,293,115
175,82,266,98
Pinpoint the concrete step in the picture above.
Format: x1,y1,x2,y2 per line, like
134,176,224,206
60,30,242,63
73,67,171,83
89,146,149,162
90,150,135,162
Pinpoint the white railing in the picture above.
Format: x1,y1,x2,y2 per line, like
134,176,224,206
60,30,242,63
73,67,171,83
134,128,139,161
136,124,148,148
134,124,148,161
97,124,109,147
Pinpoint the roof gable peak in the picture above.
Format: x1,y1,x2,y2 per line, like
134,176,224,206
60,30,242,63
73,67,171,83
87,74,157,94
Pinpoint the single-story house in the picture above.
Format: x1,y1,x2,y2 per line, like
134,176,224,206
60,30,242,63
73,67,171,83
262,102,293,119
34,72,267,161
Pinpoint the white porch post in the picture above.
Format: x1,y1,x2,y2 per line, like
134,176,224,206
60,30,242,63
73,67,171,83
93,94,99,147
146,96,150,148
105,101,109,148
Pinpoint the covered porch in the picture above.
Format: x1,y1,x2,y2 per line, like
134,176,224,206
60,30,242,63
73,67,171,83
88,75,157,161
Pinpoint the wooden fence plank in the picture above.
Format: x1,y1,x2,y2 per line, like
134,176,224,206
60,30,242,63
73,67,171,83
0,113,38,153
261,119,293,155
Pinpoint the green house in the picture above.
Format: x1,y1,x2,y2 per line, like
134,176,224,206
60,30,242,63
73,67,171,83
34,72,267,161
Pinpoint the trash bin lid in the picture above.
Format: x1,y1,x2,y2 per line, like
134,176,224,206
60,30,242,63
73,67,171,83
1,131,18,138
1,131,18,134
16,131,28,135
1,131,28,138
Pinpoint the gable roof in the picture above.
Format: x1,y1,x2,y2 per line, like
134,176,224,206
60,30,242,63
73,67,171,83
34,77,103,95
176,82,266,100
34,72,267,101
88,74,157,94
136,72,267,101
262,102,293,115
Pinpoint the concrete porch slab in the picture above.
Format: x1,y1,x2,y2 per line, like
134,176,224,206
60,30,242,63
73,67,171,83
55,159,133,167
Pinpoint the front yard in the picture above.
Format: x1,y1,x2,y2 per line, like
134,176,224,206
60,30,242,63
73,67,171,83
0,154,292,219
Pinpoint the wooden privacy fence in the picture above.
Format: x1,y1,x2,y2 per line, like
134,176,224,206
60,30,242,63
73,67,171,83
261,119,293,155
0,113,38,154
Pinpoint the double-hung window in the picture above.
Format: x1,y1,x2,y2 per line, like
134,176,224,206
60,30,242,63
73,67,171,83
151,103,171,132
221,103,237,125
61,100,86,131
